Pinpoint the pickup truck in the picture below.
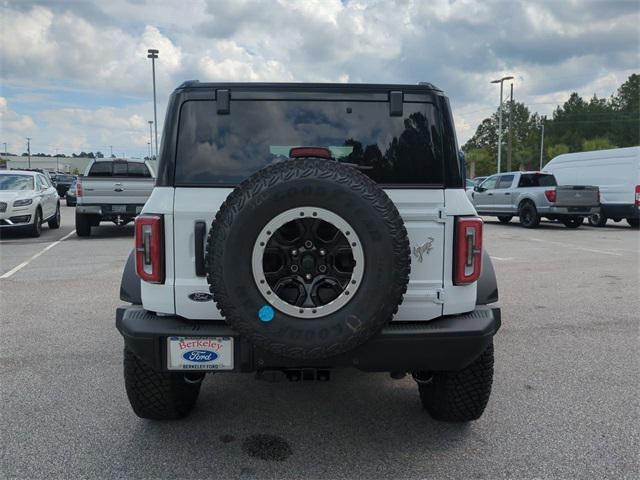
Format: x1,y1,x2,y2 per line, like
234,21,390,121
472,171,599,228
75,159,155,237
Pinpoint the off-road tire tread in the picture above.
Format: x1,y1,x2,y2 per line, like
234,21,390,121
418,343,494,422
123,347,201,420
206,159,410,360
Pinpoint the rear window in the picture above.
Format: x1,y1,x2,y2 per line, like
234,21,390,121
518,173,557,188
175,100,444,186
57,175,74,182
88,162,151,178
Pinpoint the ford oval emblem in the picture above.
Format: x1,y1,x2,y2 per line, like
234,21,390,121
188,292,213,302
183,350,218,362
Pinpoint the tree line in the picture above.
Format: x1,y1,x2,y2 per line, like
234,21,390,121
463,73,639,177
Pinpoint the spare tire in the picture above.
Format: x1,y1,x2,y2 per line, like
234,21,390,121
206,159,410,360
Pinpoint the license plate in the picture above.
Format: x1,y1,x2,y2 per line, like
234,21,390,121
167,337,234,371
112,205,127,213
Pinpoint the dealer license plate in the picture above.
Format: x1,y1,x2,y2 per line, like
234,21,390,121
167,337,234,371
112,205,127,213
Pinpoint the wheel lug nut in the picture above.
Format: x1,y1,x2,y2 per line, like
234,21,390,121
319,249,326,256
291,265,299,272
318,265,327,273
304,240,313,249
291,249,298,256
305,273,312,281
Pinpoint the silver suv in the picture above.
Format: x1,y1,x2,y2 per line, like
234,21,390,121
472,171,599,228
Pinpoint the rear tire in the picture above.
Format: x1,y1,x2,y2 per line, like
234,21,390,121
497,216,512,224
29,208,42,237
123,347,203,420
627,218,639,228
588,213,607,227
562,216,583,228
416,343,494,422
75,212,91,237
48,204,61,229
518,202,540,228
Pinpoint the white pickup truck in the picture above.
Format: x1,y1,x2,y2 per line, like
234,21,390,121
75,159,155,237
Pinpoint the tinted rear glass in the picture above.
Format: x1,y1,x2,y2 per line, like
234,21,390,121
518,173,557,187
57,175,75,182
128,162,152,177
175,100,443,186
88,162,150,177
88,162,113,176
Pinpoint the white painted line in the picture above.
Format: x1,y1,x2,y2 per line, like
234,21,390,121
490,256,514,261
0,230,76,279
528,237,622,257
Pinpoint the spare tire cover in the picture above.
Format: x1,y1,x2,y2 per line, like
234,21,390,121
206,159,410,360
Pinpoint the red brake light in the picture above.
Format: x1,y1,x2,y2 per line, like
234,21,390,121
135,215,164,283
76,179,83,197
454,217,483,285
544,189,557,203
289,147,332,159
635,185,640,207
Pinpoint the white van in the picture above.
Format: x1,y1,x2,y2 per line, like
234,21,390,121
544,146,640,228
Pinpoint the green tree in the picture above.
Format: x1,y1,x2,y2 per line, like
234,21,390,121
582,137,617,151
546,143,569,162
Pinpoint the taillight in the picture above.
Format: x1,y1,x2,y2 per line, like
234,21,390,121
544,189,557,203
454,217,483,285
135,215,164,283
635,185,640,207
76,179,83,197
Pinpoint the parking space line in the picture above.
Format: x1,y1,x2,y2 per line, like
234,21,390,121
528,237,623,256
0,230,76,279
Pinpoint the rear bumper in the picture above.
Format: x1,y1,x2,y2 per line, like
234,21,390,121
542,205,599,216
77,204,144,216
116,305,501,373
601,204,639,219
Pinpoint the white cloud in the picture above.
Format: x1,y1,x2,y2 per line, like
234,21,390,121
0,0,637,153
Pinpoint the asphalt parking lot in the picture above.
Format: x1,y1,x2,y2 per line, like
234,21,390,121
1,206,638,479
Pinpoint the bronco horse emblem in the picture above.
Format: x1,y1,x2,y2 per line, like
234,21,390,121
413,237,435,263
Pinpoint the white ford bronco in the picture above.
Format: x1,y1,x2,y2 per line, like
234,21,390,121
116,82,500,422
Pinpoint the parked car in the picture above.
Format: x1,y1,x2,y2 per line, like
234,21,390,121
66,179,78,206
75,159,155,237
0,170,61,237
116,81,500,422
544,146,639,228
53,174,76,197
471,171,599,228
465,178,476,201
472,176,487,185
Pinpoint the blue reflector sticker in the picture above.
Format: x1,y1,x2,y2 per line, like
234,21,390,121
258,305,275,322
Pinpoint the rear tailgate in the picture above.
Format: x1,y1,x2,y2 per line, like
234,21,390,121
555,185,599,207
80,177,155,205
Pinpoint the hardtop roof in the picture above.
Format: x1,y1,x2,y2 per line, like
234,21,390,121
174,80,444,94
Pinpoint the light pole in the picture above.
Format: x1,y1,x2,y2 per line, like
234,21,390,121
539,117,546,170
490,75,514,174
26,137,31,168
147,142,151,159
3,142,7,155
55,148,59,172
147,49,159,159
148,120,154,159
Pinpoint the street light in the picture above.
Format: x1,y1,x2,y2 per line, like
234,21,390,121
490,75,514,174
147,49,159,160
148,121,154,160
147,142,151,159
539,116,546,170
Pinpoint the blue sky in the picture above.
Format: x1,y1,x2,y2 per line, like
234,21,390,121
1,0,638,157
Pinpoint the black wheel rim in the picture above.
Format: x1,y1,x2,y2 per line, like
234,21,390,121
252,207,365,319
